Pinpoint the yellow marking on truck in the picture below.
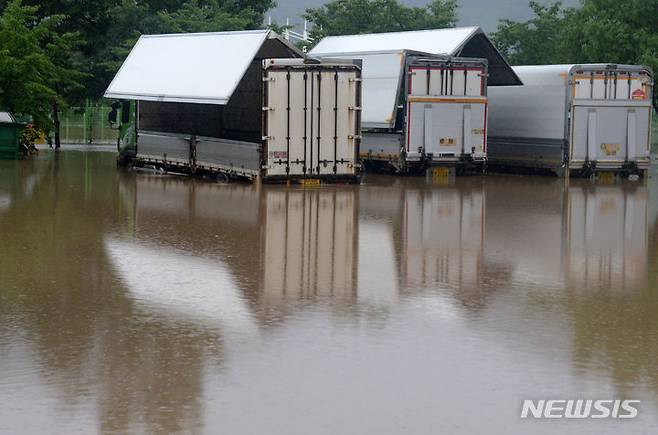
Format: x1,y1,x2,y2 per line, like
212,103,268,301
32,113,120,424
408,97,488,104
573,75,632,81
597,172,616,183
300,178,320,186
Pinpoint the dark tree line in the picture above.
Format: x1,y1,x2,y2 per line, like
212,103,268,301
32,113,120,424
0,0,273,145
492,0,658,73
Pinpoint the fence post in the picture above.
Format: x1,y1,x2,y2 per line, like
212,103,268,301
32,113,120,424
99,106,104,143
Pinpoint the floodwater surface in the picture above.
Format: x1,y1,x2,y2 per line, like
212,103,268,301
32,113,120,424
1,150,658,434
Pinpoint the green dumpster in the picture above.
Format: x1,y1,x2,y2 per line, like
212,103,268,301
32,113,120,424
0,111,24,159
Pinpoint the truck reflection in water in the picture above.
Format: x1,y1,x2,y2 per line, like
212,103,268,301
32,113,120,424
2,151,657,434
359,177,498,311
484,177,648,291
565,183,648,290
116,173,651,320
112,176,360,324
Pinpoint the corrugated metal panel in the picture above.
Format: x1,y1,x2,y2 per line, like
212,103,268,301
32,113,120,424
263,63,360,178
105,30,270,105
310,27,479,56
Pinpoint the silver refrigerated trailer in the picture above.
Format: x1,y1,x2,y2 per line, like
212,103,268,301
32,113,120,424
488,64,655,177
309,27,522,175
105,30,362,184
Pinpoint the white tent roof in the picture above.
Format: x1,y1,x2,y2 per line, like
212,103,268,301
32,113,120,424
105,30,296,105
310,27,480,57
309,27,521,128
318,50,409,128
309,27,520,88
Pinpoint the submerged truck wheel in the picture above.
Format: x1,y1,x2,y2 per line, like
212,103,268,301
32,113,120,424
216,172,230,184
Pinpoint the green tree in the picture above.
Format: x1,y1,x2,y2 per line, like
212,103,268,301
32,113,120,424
492,2,577,65
0,0,275,98
493,0,658,74
98,0,274,92
571,0,658,74
304,0,458,44
0,0,84,140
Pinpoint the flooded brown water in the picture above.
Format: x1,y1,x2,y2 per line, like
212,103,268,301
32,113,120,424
1,149,658,434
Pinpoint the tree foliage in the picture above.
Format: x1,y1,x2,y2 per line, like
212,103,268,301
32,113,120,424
0,0,275,98
97,0,273,89
492,2,576,65
0,0,84,129
304,0,458,43
493,0,658,75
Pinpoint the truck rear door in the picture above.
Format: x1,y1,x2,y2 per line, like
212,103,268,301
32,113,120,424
569,67,653,168
406,59,487,163
263,61,361,180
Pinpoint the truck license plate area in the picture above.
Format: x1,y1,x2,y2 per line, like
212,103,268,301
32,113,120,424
597,172,616,183
299,178,321,186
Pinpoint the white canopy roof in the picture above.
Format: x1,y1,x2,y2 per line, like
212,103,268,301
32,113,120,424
105,29,298,105
309,27,521,128
310,27,480,57
319,50,408,128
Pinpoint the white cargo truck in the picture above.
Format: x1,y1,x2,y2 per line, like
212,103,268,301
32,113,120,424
105,30,362,184
488,64,655,177
309,27,522,175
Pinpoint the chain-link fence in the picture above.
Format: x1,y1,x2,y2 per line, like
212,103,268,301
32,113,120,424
56,103,118,145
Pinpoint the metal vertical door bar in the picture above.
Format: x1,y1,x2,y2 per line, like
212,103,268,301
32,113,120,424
333,70,338,174
303,71,308,174
316,71,322,174
309,71,314,174
463,106,471,155
627,110,636,161
286,69,291,174
449,69,454,95
587,110,597,162
423,106,432,151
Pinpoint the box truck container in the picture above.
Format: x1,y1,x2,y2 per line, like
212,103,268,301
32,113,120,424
309,27,522,175
488,64,655,177
105,30,362,184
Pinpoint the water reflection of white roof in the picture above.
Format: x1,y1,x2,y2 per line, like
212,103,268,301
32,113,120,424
105,237,257,336
0,193,10,212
